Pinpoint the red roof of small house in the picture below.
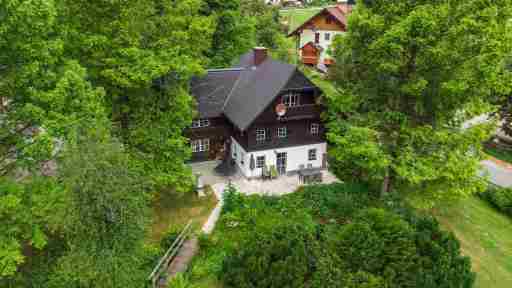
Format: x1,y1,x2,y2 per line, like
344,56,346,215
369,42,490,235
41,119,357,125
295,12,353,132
288,4,352,36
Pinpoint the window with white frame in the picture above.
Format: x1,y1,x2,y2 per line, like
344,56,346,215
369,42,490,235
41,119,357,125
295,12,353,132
308,149,317,161
324,33,331,41
256,129,266,142
256,156,265,168
191,119,210,128
277,127,287,138
310,123,319,135
191,138,210,153
282,92,299,107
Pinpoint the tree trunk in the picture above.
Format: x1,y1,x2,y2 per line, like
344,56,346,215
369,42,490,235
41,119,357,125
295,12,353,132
380,167,392,198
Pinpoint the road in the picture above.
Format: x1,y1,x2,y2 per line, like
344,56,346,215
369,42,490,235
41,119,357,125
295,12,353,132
481,159,512,188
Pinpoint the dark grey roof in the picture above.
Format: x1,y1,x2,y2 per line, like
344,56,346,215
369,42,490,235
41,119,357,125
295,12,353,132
190,51,311,131
190,68,242,118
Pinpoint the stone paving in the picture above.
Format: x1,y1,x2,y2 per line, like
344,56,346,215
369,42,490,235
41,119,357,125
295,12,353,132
190,160,340,197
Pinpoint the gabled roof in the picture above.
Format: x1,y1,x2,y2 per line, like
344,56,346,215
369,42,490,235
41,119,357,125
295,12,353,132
190,68,242,118
190,50,318,131
288,4,351,36
223,52,297,131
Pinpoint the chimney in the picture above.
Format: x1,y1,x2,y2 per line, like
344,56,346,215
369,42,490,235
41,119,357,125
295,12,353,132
253,47,268,66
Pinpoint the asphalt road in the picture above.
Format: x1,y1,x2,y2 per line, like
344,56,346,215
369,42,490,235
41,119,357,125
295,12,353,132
480,159,512,188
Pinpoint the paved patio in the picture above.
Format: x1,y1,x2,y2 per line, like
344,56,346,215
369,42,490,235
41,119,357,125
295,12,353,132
189,160,339,199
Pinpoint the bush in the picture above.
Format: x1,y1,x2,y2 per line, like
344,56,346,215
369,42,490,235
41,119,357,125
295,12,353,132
283,182,374,221
478,186,512,217
222,217,317,288
222,182,245,214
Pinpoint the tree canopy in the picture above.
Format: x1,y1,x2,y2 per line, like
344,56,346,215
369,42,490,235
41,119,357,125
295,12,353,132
327,0,512,205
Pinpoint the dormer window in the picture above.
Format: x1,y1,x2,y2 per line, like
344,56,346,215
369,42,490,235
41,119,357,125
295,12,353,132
282,92,299,107
191,119,210,128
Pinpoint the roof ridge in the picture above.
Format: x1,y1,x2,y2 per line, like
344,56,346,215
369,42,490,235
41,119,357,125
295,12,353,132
221,69,244,111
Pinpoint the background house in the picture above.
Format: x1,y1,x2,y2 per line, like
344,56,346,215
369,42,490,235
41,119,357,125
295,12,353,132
288,0,354,68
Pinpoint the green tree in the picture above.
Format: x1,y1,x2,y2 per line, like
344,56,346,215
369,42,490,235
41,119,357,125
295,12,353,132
204,0,256,67
47,136,151,288
0,0,106,176
57,0,215,192
328,0,512,205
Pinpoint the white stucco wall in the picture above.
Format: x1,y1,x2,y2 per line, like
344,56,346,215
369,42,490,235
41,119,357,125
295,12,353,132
299,29,344,62
232,137,327,178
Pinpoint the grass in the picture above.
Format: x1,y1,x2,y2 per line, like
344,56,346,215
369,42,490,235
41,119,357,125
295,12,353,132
435,196,512,288
149,186,218,243
280,7,323,33
485,146,512,164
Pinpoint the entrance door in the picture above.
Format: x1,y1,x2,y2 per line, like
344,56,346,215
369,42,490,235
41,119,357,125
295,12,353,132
276,152,287,175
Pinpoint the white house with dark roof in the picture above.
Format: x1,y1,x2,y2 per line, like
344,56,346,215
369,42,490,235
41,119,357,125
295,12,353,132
187,47,327,180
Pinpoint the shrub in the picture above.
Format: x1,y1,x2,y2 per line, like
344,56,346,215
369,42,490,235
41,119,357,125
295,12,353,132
411,215,476,288
222,182,245,214
222,214,317,288
478,186,512,217
283,182,374,221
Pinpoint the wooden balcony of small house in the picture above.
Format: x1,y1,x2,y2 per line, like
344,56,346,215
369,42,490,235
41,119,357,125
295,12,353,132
301,56,318,65
283,104,322,121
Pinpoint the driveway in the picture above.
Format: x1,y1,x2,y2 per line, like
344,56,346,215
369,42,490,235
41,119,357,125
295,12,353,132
481,158,512,188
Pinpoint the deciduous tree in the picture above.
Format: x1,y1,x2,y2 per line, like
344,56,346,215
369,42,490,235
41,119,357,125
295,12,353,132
328,0,512,206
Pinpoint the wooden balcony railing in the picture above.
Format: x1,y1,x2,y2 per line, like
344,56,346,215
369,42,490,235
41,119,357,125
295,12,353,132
301,56,318,65
285,104,321,120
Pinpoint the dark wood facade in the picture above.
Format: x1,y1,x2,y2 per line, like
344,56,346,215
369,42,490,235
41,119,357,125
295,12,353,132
186,117,233,162
232,88,324,152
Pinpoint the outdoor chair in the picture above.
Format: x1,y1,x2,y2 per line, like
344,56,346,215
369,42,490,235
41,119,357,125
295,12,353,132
262,165,270,180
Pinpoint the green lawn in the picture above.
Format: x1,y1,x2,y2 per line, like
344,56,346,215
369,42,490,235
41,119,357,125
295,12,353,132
485,146,512,164
435,197,512,287
280,7,323,33
149,187,218,243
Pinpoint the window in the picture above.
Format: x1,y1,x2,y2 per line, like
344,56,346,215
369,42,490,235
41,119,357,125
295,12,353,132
191,138,210,153
315,32,320,44
256,156,265,168
308,149,317,161
282,92,299,107
310,123,319,135
256,129,266,142
324,33,331,41
277,127,287,138
191,119,210,128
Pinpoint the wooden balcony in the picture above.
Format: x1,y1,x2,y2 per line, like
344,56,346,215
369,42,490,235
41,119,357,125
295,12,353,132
284,104,321,120
301,56,318,65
